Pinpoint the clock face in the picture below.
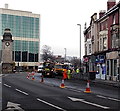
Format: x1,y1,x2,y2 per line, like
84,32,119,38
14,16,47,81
5,42,10,46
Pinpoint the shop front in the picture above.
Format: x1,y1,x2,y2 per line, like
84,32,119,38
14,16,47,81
95,55,106,80
106,51,119,81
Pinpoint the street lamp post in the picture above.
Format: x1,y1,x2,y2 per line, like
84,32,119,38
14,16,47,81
77,24,81,69
64,48,66,62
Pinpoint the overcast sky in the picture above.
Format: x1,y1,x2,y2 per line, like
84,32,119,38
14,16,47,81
0,0,119,58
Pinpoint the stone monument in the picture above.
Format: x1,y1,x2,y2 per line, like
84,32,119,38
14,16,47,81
2,28,14,73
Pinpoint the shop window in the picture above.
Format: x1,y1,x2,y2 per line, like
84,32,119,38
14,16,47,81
107,60,109,75
114,60,117,76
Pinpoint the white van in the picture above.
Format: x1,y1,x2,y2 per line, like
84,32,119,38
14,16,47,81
38,65,44,72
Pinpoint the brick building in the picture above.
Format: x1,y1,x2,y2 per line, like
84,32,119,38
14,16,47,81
83,0,120,81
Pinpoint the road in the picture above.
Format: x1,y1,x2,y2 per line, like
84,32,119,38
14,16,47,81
2,73,120,111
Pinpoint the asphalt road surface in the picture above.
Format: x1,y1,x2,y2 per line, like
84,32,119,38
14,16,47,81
2,73,120,111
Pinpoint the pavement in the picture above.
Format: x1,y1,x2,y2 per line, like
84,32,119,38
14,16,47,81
92,79,120,88
70,73,120,88
71,77,120,88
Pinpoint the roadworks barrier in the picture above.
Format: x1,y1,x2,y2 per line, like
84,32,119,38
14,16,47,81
27,72,31,79
26,72,35,80
84,80,92,93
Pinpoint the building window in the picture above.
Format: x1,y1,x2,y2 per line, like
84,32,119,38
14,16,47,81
85,45,87,55
100,38,102,51
35,53,38,62
15,51,21,61
113,15,115,25
22,51,27,62
114,60,117,76
2,14,39,38
112,33,116,48
107,60,109,75
103,37,107,50
29,53,34,62
89,44,91,54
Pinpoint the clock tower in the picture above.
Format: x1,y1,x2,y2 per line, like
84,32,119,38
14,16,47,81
2,28,14,73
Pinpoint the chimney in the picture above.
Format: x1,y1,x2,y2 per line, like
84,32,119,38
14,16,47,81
107,0,116,11
5,4,8,9
92,13,97,20
84,22,87,30
99,10,106,18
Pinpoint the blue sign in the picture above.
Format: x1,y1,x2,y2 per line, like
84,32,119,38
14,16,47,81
95,55,105,63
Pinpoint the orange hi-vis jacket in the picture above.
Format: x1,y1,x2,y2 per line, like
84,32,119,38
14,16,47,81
63,69,68,79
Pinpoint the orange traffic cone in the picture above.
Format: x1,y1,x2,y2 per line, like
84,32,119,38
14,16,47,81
40,75,44,83
84,80,91,93
31,72,35,75
32,76,35,80
60,79,65,88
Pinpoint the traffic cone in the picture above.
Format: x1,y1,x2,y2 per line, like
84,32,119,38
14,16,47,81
40,75,44,83
31,72,35,75
32,76,35,80
84,80,91,93
60,79,65,88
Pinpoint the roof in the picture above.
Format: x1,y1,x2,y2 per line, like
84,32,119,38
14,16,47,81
97,1,120,22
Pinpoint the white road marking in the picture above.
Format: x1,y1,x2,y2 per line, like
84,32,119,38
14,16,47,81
96,95,107,99
37,98,67,111
4,84,11,88
108,97,120,102
67,88,81,92
68,97,109,109
15,89,29,96
0,82,1,84
7,101,24,111
81,99,110,109
97,95,120,102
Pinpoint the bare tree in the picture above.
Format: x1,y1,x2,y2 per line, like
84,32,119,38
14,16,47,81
70,57,80,69
41,45,55,62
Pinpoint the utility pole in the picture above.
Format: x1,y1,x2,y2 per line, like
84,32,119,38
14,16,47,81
77,24,81,69
64,48,66,62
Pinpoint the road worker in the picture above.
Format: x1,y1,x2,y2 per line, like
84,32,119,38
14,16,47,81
76,68,80,74
63,69,68,80
67,69,71,79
